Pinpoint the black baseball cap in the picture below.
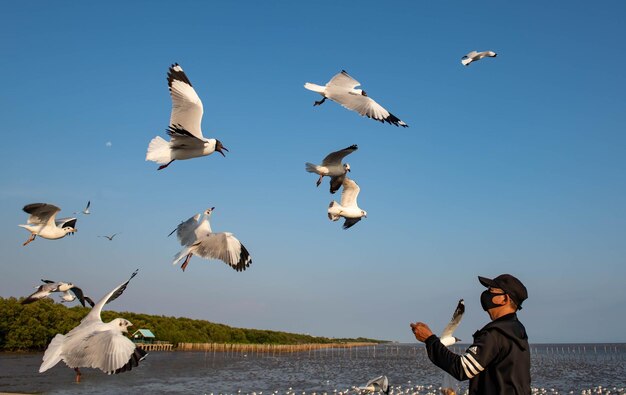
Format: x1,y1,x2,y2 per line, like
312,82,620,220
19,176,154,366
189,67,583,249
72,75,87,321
478,274,528,309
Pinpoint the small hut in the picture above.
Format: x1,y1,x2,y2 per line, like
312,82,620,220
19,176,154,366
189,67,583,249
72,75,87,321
131,329,156,344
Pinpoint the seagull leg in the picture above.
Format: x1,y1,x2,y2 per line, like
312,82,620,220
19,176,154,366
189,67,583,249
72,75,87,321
74,367,82,383
158,160,175,170
23,234,36,246
313,97,326,106
181,253,193,272
316,175,323,187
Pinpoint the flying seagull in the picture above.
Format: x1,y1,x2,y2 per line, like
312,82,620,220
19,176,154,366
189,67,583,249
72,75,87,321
22,281,73,305
39,270,146,383
440,299,465,347
82,201,91,215
19,203,77,246
358,375,390,394
461,50,497,66
328,177,367,229
304,70,408,127
99,233,121,241
146,63,228,170
170,207,252,272
305,144,358,193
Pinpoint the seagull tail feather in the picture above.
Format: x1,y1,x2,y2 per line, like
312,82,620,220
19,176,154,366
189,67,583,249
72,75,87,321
39,333,66,372
304,82,325,94
305,163,319,174
173,247,192,266
327,201,341,221
146,136,172,164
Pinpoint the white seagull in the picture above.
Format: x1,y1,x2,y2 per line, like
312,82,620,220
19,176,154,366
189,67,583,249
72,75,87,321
440,299,465,347
19,203,77,246
170,207,252,272
40,279,92,307
305,144,358,194
327,177,367,229
22,281,74,305
39,270,146,382
358,375,390,394
82,200,91,215
146,63,228,170
461,50,497,66
304,70,408,127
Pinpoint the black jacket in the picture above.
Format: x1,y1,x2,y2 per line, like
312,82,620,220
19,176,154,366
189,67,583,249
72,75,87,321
424,313,530,395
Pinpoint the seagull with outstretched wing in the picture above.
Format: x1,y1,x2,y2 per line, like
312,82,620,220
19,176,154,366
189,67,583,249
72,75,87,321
39,270,146,382
440,299,465,346
305,70,408,127
19,203,77,246
146,63,228,170
461,50,497,66
328,177,367,229
170,208,252,272
305,144,358,193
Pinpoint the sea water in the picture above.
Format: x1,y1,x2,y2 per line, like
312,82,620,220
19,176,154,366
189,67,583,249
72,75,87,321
0,344,624,394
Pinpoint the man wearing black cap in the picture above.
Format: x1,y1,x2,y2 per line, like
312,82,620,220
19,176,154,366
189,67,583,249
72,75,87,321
410,274,530,395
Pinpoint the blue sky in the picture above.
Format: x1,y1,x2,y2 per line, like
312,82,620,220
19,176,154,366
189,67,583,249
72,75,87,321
1,1,625,344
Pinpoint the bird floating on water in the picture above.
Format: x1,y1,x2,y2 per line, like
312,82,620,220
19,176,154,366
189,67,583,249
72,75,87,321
305,144,358,194
19,203,77,246
461,50,497,66
39,270,146,383
304,70,408,127
358,375,390,394
146,63,228,170
170,207,252,272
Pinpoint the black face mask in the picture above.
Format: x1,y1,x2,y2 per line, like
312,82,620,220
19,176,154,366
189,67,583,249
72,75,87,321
480,290,506,311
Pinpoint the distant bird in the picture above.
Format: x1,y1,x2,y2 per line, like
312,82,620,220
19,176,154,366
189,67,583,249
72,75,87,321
19,203,77,246
82,201,91,215
304,70,408,127
99,233,121,241
305,144,358,193
146,63,228,170
170,207,252,272
39,270,146,383
440,299,465,347
328,178,367,229
461,50,497,66
359,375,390,394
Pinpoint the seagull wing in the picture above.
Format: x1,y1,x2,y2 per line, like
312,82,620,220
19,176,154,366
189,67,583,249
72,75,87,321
62,329,144,374
321,144,358,166
82,270,138,324
328,91,408,127
55,217,77,229
23,203,60,226
340,178,360,208
194,232,252,272
22,283,58,304
329,173,346,194
441,299,465,339
342,217,362,230
166,125,206,148
70,286,87,307
168,63,204,139
173,213,202,246
84,296,95,307
326,70,360,89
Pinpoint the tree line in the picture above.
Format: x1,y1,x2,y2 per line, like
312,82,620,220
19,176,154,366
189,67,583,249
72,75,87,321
0,297,381,351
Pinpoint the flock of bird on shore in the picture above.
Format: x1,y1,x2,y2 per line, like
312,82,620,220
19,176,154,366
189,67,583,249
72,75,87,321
16,50,496,386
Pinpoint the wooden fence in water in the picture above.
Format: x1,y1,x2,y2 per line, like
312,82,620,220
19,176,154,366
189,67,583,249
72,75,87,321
176,342,377,354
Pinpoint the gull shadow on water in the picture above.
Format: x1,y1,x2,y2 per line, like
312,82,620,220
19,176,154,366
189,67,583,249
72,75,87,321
1,344,625,394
